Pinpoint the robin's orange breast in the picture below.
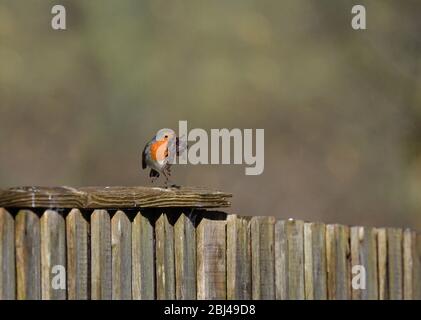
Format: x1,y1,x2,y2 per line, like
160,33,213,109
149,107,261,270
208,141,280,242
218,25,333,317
150,140,168,161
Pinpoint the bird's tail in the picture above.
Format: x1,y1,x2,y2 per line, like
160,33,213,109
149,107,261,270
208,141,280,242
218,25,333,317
149,169,160,178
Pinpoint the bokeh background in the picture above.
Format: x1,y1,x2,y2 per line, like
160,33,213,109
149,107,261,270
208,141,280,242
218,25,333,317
1,0,420,229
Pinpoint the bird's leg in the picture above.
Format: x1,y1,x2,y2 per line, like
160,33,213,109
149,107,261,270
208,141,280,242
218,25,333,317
162,170,169,188
164,167,178,188
164,167,180,188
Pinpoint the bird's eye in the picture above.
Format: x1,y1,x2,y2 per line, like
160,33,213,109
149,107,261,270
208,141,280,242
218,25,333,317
164,135,168,138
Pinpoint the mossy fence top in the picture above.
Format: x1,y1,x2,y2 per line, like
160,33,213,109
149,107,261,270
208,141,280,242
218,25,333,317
0,186,420,300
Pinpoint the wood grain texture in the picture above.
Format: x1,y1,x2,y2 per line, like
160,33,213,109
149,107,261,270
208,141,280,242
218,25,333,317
0,208,15,300
403,229,415,300
155,213,175,300
40,210,66,300
376,228,388,300
66,209,89,300
227,215,251,300
0,186,231,209
15,210,41,300
197,218,227,300
350,226,378,300
304,222,327,300
250,216,275,300
415,234,421,300
326,224,350,300
286,219,305,300
274,219,304,300
91,210,112,300
275,220,287,299
132,212,155,300
111,211,132,300
174,213,197,300
387,228,403,300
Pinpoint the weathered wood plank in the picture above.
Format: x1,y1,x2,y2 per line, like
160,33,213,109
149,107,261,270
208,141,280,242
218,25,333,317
66,209,89,300
350,226,378,300
15,210,41,300
0,208,15,299
40,210,66,300
326,224,350,300
250,216,275,300
377,228,388,300
174,213,196,300
0,186,231,209
403,229,415,300
197,218,227,300
415,233,421,300
275,219,305,300
387,228,403,300
227,215,251,300
91,210,112,300
304,222,327,300
155,213,175,300
111,211,132,300
286,219,305,300
132,212,155,300
275,220,287,299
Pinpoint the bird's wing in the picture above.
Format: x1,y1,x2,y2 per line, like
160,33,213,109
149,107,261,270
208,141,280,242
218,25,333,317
142,140,152,169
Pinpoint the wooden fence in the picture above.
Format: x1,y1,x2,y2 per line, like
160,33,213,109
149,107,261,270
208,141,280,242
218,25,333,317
0,186,420,300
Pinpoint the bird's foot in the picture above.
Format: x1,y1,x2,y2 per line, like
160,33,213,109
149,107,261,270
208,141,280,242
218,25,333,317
163,178,169,188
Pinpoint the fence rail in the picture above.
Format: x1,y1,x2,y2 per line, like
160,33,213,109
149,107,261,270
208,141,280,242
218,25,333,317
0,186,420,300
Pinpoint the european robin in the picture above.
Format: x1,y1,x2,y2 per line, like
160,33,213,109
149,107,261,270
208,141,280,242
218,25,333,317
142,128,184,185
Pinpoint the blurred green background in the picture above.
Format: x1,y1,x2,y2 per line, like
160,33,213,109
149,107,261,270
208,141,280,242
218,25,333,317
1,0,420,229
